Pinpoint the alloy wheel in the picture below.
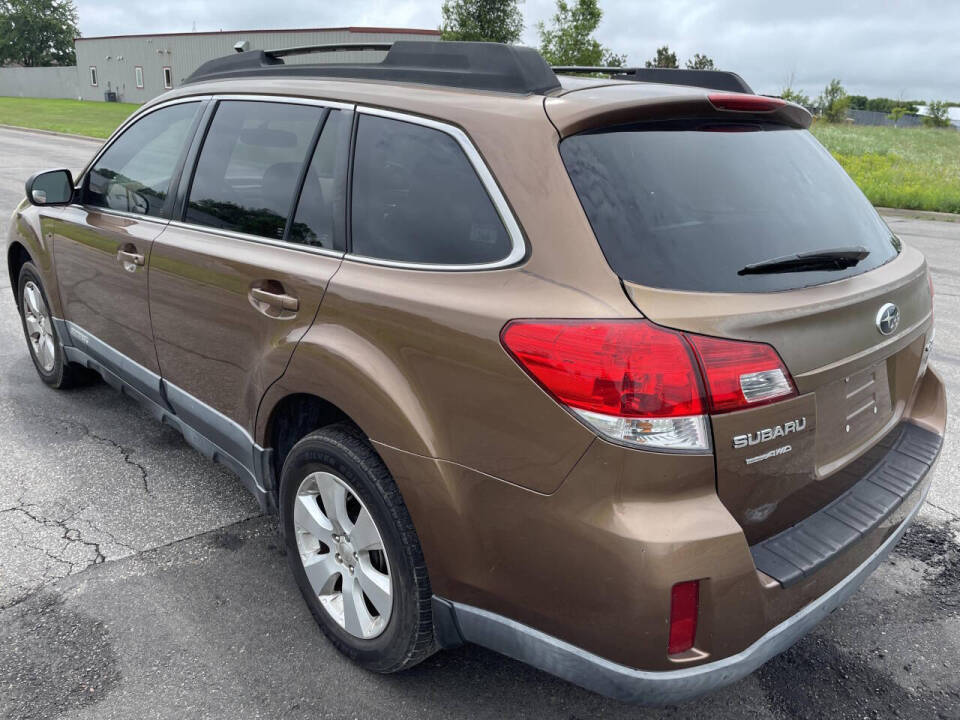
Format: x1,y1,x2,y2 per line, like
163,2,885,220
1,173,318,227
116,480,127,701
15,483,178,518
22,280,55,373
293,471,393,639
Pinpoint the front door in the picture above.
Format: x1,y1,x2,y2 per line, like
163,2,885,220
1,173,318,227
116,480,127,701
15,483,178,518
148,99,351,485
52,100,204,401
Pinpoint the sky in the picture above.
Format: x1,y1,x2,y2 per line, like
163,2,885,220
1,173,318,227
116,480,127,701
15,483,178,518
75,0,960,100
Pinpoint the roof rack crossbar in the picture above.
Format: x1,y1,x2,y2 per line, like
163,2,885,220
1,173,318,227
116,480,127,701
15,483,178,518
266,42,394,59
185,41,563,95
551,65,753,94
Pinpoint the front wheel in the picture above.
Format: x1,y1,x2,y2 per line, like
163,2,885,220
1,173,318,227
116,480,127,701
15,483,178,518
279,423,436,672
17,262,87,389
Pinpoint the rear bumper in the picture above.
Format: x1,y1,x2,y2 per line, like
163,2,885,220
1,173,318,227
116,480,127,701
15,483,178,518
437,470,933,704
751,421,941,586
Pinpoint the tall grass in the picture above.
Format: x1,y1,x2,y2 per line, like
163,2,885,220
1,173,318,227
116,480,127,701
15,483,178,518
811,122,960,214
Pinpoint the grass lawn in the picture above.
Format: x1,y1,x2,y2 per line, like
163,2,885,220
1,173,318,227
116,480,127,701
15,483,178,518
0,97,139,139
811,122,960,214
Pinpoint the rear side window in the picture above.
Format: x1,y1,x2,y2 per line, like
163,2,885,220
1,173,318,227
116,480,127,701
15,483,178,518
85,102,199,218
560,120,900,293
350,114,511,265
186,101,325,240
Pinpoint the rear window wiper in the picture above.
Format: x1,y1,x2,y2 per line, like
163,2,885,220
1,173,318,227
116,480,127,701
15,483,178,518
738,246,870,275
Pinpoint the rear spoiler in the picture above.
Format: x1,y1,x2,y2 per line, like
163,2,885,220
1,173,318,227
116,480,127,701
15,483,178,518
545,86,812,138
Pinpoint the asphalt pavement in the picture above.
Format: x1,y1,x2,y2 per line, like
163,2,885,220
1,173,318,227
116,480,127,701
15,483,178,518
0,126,958,719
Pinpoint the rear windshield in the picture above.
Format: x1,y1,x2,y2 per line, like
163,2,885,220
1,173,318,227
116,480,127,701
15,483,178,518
560,120,900,293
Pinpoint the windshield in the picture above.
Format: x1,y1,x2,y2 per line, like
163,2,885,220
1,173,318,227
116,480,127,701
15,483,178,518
560,120,900,293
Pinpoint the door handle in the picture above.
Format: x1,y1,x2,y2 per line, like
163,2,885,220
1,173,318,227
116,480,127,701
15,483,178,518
250,287,299,312
117,249,144,271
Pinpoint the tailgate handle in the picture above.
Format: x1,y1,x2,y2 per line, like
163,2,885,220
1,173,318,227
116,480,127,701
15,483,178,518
250,287,299,312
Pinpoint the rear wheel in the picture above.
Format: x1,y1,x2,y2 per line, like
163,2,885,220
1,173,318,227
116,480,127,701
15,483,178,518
279,423,436,672
17,262,87,389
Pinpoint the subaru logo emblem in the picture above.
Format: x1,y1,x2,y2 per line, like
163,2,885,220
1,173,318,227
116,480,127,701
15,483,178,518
876,303,900,336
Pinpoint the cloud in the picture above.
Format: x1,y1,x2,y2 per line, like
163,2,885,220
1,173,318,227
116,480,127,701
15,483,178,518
75,0,960,99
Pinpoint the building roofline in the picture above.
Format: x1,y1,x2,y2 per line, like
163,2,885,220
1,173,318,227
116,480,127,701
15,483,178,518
75,26,442,42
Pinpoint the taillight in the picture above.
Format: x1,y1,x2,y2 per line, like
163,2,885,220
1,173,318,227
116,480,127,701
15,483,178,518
500,320,709,451
501,319,797,451
687,333,796,413
668,580,700,655
708,92,786,112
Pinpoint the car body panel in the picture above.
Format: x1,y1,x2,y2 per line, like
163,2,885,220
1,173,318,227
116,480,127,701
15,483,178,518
7,199,64,317
50,205,164,380
148,222,341,437
261,259,623,494
625,246,933,542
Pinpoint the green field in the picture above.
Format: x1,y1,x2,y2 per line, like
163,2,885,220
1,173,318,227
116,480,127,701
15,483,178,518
0,97,958,213
811,122,960,214
0,97,139,138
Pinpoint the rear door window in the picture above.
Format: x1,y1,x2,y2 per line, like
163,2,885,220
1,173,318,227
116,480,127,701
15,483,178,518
560,120,900,293
288,109,351,251
85,102,200,218
185,100,325,240
350,114,512,265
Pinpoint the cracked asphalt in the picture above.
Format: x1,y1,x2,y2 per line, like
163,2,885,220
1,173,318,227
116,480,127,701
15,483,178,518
0,126,958,719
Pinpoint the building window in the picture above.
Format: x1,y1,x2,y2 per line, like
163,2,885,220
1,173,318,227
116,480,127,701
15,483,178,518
89,66,98,87
135,66,144,89
162,66,173,89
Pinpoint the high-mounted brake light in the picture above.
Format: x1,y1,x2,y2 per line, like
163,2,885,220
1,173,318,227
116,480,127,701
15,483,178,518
501,320,797,451
668,580,700,655
708,93,786,113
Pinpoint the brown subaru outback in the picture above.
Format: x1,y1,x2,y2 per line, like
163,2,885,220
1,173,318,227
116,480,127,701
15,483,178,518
6,42,946,703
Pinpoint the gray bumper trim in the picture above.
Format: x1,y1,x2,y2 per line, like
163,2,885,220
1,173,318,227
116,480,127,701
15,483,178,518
447,479,931,705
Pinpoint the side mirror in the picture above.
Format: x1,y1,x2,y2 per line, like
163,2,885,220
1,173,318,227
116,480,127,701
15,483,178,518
25,169,75,206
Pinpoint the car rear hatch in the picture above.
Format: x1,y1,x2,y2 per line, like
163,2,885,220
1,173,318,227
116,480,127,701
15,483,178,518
549,85,935,545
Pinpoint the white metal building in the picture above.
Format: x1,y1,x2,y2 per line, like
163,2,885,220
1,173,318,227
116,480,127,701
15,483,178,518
73,26,441,103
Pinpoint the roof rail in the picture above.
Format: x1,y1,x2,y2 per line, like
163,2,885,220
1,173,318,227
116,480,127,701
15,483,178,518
184,41,562,95
552,66,754,94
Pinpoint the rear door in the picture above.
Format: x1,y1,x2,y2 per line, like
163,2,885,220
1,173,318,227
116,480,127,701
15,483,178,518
51,100,203,401
559,118,934,543
148,98,351,483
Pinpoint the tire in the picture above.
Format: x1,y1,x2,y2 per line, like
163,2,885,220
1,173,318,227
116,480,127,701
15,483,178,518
279,423,436,672
16,262,88,389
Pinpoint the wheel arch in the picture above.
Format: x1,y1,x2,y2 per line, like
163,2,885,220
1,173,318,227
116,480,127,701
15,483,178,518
7,241,32,306
262,392,353,484
256,329,440,465
6,204,61,315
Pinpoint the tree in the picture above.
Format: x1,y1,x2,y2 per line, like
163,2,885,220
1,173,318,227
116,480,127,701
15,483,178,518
645,45,678,68
0,0,78,67
866,97,919,115
440,0,524,44
685,53,714,70
848,95,868,110
818,78,850,123
922,100,951,128
780,86,811,107
887,106,908,127
538,0,624,67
